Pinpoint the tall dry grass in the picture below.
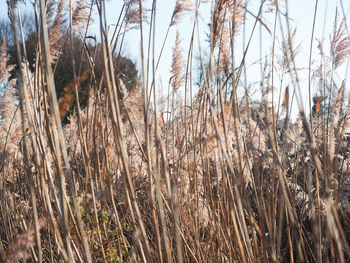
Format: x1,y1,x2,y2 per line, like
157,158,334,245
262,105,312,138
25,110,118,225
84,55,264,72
1,0,350,262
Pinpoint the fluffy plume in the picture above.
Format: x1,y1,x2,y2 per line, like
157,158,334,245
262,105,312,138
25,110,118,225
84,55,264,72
170,31,184,93
0,82,18,123
45,0,57,25
329,80,345,158
210,0,244,77
124,0,147,30
280,28,302,72
216,26,231,77
0,39,14,85
4,220,46,263
0,41,18,158
0,80,21,160
211,0,244,46
49,0,65,59
330,13,350,69
72,0,91,33
171,0,196,26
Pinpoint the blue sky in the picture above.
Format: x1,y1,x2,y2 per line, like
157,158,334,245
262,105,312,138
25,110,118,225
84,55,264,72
97,0,350,117
1,0,350,117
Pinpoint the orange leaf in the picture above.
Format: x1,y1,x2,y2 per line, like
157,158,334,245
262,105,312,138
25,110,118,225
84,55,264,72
316,95,320,113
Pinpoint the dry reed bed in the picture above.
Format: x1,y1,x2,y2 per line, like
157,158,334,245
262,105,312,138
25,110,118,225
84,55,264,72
1,0,350,262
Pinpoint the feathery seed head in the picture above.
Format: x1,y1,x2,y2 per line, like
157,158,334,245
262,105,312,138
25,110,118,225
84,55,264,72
124,0,148,30
330,13,350,69
171,0,196,26
170,31,184,93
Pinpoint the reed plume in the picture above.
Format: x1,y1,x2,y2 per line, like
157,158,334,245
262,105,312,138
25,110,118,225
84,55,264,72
4,220,45,263
330,13,350,69
170,31,184,93
124,0,147,30
72,0,91,33
48,0,65,59
0,39,14,85
171,0,195,26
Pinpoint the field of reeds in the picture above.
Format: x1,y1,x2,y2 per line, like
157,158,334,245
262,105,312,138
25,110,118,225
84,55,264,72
1,0,350,262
